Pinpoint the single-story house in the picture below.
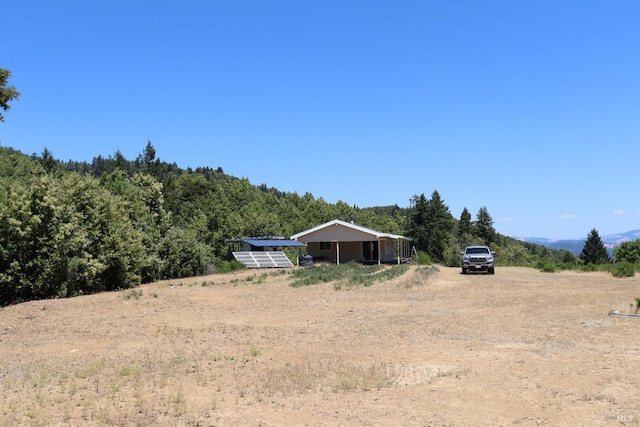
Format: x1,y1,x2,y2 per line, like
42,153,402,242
290,219,412,265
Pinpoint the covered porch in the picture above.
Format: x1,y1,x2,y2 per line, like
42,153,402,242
290,219,412,265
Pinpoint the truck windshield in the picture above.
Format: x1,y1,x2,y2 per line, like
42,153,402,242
467,247,489,254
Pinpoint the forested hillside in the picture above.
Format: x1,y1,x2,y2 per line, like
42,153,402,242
0,142,577,305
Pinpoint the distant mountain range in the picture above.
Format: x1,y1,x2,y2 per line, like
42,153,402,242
518,229,640,256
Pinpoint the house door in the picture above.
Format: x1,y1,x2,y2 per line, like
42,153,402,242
362,241,379,261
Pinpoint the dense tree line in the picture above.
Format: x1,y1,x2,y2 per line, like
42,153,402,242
0,148,215,304
1,144,407,304
3,141,630,305
408,190,514,266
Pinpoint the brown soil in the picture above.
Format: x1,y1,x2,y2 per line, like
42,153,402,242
1,266,639,426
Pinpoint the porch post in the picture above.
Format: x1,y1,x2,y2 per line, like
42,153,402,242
335,241,340,265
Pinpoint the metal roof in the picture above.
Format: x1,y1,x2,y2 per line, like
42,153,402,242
239,239,306,247
290,219,412,241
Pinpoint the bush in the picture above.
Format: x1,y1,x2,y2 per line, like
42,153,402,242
609,261,636,278
535,257,576,272
579,263,606,272
443,249,462,268
412,251,432,265
289,262,409,288
538,259,558,273
537,259,557,273
214,259,246,273
159,227,213,279
554,262,575,271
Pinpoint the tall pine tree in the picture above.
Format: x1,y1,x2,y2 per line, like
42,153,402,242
408,191,455,262
408,194,429,252
458,207,473,245
474,206,496,245
425,190,455,262
580,228,610,264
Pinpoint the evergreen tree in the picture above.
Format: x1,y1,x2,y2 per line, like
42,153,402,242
458,207,473,245
91,155,107,176
408,193,429,252
426,190,455,262
39,147,57,174
459,208,472,235
114,150,127,172
474,206,496,244
137,140,162,179
141,140,156,165
580,228,610,264
408,191,456,262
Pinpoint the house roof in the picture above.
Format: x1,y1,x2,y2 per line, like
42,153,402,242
244,239,306,247
226,238,306,247
290,219,412,242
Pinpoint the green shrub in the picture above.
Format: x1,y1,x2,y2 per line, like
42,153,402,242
289,262,360,287
609,261,635,278
122,289,143,300
289,262,409,288
159,227,213,279
537,258,557,273
554,262,575,271
412,251,432,265
579,263,605,272
443,250,462,267
214,259,246,273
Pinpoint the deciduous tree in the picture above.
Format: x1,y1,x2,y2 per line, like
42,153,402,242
613,239,640,264
0,68,20,122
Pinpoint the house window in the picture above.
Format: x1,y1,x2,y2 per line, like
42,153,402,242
319,242,331,251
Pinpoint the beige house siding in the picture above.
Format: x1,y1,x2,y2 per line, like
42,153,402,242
338,242,361,263
296,226,375,243
307,242,334,260
306,241,362,263
291,219,412,265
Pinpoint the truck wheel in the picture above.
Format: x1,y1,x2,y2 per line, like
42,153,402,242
488,267,495,275
461,268,467,274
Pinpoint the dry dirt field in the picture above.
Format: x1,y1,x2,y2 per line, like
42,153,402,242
1,265,639,426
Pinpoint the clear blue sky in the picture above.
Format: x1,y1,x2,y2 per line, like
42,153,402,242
3,1,639,240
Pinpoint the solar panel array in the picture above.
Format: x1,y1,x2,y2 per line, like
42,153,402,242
232,251,294,268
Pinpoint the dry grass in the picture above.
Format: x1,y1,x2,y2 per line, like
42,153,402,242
1,265,639,426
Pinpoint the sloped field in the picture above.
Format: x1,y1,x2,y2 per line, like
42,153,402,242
1,266,639,426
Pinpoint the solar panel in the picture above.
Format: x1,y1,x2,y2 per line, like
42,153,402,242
232,251,294,268
233,252,260,268
243,239,305,247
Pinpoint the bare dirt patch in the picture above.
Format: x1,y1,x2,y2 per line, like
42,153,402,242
1,266,639,426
